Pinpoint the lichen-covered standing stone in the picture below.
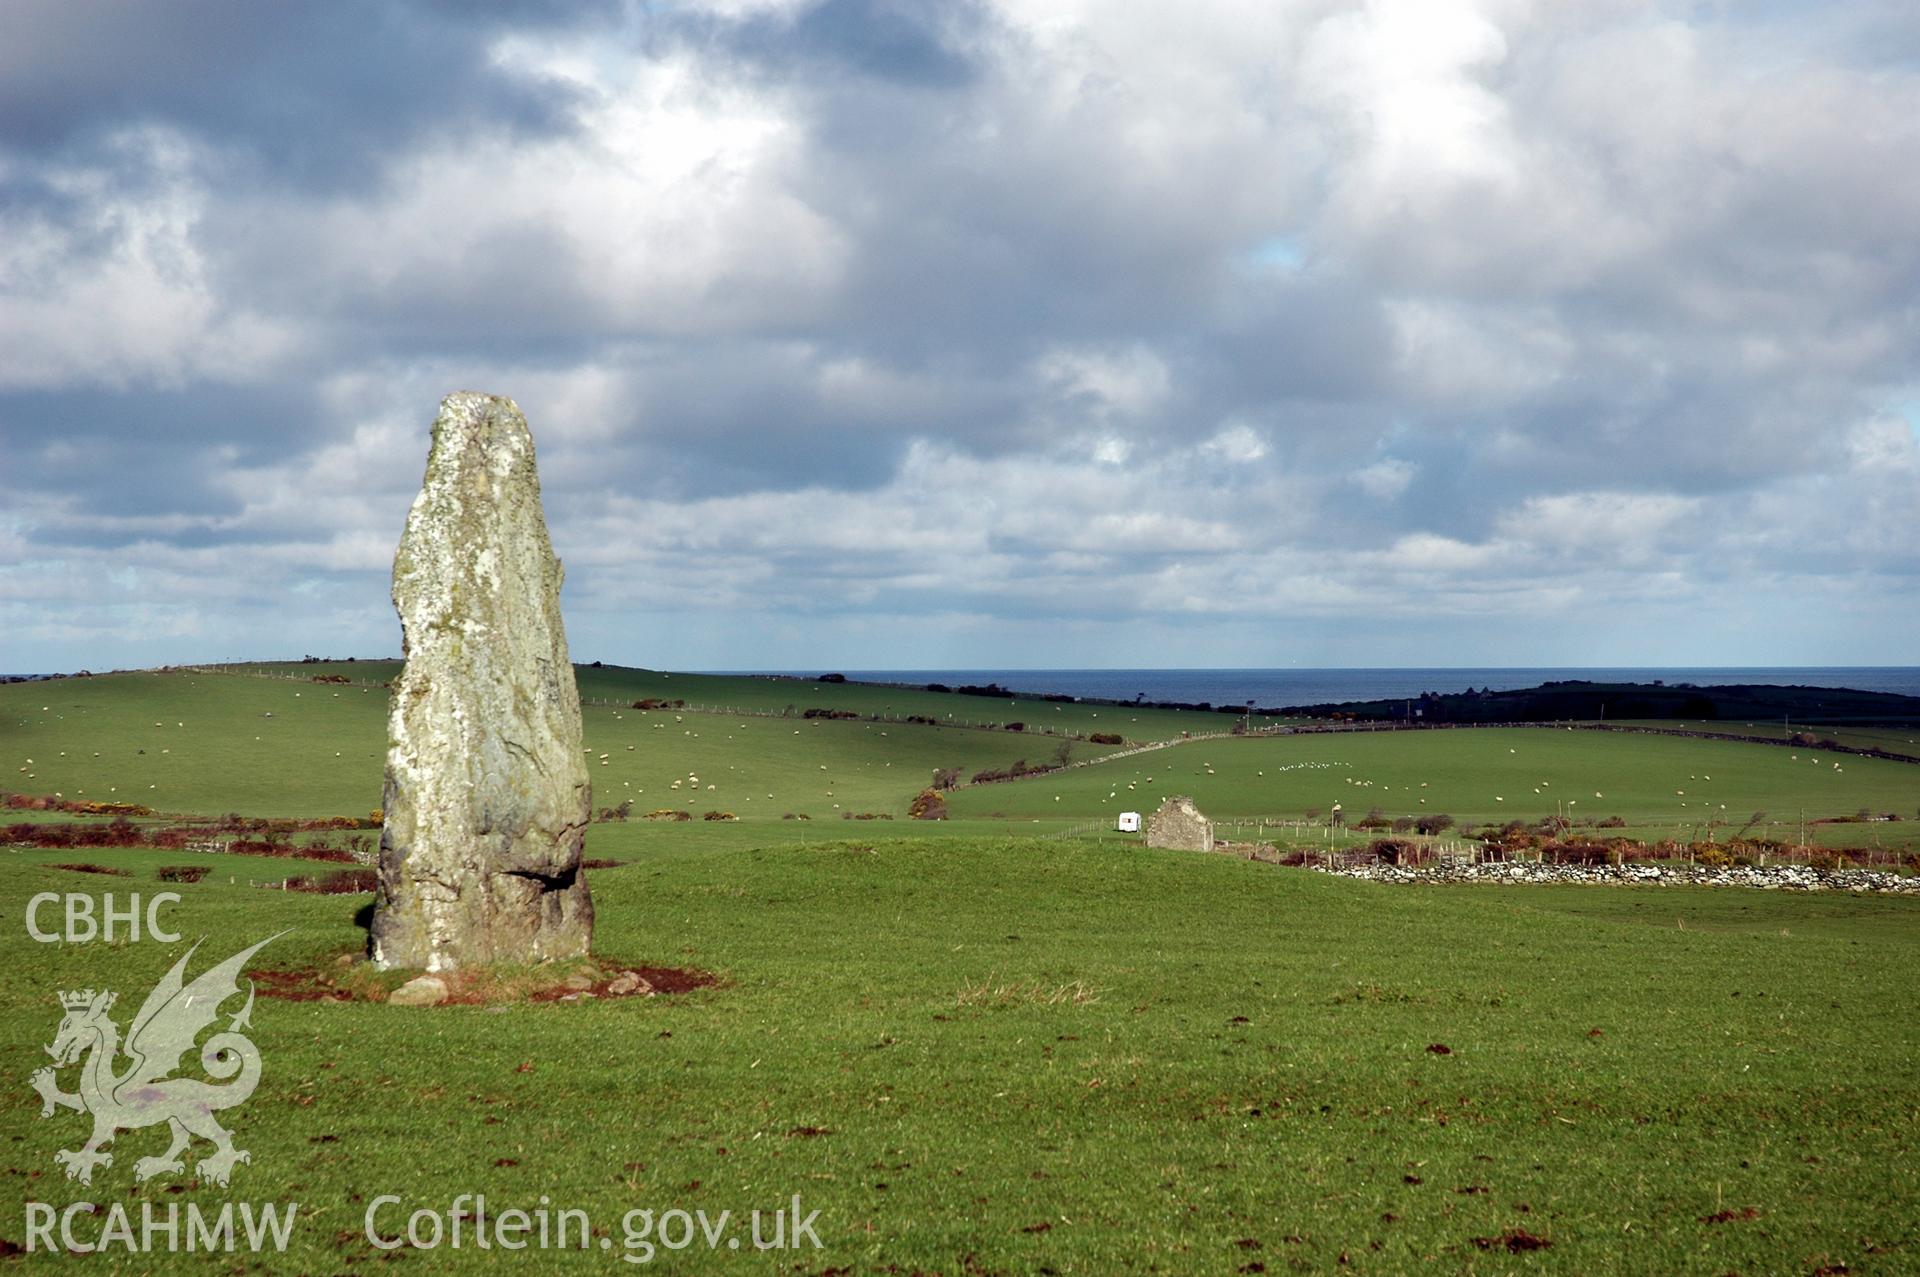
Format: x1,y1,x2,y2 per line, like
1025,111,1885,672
371,391,593,971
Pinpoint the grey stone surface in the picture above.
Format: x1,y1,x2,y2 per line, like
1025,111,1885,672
388,975,450,1007
371,392,594,972
1145,795,1214,852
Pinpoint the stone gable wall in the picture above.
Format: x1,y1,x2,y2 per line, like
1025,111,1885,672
1145,795,1214,852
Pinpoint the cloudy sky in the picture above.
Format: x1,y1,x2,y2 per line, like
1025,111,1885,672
3,0,1917,674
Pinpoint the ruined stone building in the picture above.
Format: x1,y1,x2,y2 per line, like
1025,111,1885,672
1145,795,1214,852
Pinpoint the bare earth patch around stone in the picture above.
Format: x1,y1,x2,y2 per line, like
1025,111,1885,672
247,952,718,1007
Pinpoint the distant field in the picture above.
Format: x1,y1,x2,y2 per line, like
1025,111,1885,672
1605,719,1920,755
227,660,1268,740
1,670,1132,820
7,676,1918,853
948,727,1920,844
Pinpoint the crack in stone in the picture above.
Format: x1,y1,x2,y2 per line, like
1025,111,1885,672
500,864,579,893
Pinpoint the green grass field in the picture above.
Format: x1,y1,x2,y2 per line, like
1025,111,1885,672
2,670,1128,821
2,669,1917,1273
4,835,1916,1274
10,673,1915,842
228,661,1252,741
952,727,1920,840
1606,720,1920,755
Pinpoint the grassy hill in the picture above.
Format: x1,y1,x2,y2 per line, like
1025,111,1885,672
1,665,1917,1272
1608,719,1920,755
6,671,1917,853
950,726,1920,838
2,668,1131,821
226,660,1250,740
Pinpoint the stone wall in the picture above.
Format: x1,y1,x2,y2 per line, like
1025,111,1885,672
1313,860,1919,893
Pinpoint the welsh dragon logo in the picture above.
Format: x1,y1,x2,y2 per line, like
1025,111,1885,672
30,934,282,1187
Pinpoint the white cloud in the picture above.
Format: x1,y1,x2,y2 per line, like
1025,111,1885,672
1495,491,1700,559
229,47,849,342
1300,0,1521,206
1387,299,1572,402
1847,415,1920,474
1035,344,1172,421
0,128,300,389
1352,457,1416,499
1199,423,1268,464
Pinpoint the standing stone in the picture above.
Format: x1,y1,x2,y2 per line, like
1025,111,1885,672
371,391,593,972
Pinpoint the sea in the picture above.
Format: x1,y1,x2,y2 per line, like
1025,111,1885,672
733,668,1920,707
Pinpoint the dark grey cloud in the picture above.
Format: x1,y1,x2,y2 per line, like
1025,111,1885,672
1,385,319,524
0,0,605,189
716,0,988,88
